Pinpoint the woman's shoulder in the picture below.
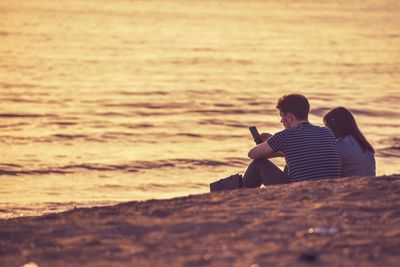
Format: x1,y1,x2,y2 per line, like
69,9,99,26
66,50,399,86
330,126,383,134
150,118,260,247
337,135,360,150
337,135,356,144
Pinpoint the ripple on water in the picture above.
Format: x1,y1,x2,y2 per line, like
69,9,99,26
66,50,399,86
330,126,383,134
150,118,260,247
0,158,247,177
116,90,169,96
376,138,400,158
0,113,58,118
198,119,247,128
349,108,400,118
102,102,185,109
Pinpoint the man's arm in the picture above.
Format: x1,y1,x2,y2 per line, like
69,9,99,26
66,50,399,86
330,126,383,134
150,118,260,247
248,133,285,159
269,151,285,158
248,141,276,159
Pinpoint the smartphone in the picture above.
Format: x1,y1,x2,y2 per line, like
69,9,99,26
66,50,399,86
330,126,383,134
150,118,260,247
249,126,262,144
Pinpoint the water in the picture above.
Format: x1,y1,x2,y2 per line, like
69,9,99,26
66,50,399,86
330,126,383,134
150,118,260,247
1,0,399,218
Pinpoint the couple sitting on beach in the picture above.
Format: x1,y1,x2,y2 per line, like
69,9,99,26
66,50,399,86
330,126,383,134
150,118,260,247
241,93,375,188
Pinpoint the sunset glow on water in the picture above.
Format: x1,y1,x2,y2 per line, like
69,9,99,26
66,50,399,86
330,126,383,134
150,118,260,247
1,0,399,218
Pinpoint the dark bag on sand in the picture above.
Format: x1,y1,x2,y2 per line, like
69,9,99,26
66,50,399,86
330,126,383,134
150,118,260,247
210,174,242,192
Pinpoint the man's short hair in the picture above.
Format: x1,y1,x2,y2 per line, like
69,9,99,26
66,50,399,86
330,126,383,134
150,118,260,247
276,94,310,120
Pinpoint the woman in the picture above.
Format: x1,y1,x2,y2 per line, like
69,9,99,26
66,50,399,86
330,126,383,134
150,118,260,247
323,107,376,177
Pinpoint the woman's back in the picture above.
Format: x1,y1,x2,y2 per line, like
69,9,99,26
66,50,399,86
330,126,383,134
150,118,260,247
337,135,376,177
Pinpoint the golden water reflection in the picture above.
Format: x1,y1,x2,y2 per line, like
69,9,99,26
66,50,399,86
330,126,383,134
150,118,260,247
0,0,399,217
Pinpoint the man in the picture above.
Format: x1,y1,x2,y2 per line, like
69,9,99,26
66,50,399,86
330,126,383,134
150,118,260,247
242,94,341,187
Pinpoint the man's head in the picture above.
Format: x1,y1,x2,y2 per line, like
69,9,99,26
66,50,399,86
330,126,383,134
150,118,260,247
276,94,310,128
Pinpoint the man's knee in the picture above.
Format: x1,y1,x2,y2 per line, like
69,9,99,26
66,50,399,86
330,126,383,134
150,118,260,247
246,158,288,186
254,158,274,168
242,159,263,188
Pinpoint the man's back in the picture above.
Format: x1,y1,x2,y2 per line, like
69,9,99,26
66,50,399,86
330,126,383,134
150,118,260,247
268,122,341,182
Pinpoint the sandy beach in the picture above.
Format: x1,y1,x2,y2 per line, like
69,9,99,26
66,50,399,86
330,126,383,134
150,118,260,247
1,1,399,266
1,174,399,267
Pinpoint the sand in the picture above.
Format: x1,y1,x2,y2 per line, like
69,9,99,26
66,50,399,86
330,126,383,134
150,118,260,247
1,175,400,267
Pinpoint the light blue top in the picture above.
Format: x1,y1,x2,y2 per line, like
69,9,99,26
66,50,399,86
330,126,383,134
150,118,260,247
337,135,376,177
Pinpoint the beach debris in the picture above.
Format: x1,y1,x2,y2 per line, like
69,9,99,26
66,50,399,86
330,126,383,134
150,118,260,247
21,263,39,267
203,254,211,260
149,209,170,218
299,251,319,262
308,226,338,235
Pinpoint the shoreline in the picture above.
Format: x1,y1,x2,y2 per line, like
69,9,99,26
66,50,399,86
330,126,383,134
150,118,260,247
1,174,400,266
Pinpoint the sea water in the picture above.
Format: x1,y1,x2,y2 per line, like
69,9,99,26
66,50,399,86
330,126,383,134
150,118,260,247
1,0,399,218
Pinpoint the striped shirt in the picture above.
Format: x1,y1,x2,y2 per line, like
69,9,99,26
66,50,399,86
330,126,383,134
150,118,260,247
267,122,340,182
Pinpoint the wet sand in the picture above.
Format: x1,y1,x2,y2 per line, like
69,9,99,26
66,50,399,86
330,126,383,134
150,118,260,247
1,175,400,267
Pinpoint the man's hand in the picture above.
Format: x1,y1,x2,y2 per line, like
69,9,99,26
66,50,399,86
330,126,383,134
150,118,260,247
260,132,272,142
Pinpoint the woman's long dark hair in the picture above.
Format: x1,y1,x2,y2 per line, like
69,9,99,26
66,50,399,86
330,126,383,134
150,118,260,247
323,107,375,153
